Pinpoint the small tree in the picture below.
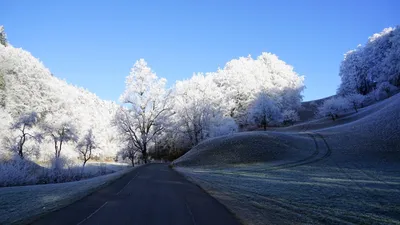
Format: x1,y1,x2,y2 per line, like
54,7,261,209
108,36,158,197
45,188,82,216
346,93,365,112
8,112,42,159
118,139,139,167
76,129,97,168
43,121,78,160
248,92,282,130
317,97,351,121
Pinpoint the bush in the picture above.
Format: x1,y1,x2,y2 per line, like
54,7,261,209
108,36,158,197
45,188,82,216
0,157,41,186
0,154,119,186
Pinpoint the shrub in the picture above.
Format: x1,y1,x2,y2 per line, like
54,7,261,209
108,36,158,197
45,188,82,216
316,97,351,121
0,157,41,186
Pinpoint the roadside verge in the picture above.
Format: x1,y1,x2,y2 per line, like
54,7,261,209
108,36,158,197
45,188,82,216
0,166,138,225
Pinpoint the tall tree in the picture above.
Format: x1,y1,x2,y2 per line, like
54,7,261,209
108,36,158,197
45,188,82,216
117,59,170,163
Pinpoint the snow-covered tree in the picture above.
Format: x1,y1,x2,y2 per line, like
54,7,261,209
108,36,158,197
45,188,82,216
7,112,42,159
117,138,139,167
76,129,97,168
0,43,121,161
172,74,237,146
117,59,171,163
338,26,400,96
345,93,365,113
213,53,304,125
316,97,351,121
282,109,300,125
0,26,7,47
248,92,282,130
43,117,78,160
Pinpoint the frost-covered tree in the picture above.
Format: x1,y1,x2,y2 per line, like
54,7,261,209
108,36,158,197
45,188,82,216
316,97,351,121
172,74,237,146
345,93,365,113
7,112,42,159
282,109,300,125
117,139,139,167
248,92,282,130
0,43,121,161
213,53,304,125
117,59,170,163
76,129,97,168
43,118,78,159
0,26,7,47
338,26,400,96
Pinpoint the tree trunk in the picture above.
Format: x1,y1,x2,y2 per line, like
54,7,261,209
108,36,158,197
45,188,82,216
54,139,58,158
130,157,135,167
58,140,63,158
143,143,148,164
262,114,267,131
18,136,25,159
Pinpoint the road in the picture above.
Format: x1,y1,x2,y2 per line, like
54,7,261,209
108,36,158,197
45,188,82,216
30,163,241,225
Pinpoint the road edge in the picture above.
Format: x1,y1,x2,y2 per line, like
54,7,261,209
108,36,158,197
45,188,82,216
172,166,245,225
14,166,142,225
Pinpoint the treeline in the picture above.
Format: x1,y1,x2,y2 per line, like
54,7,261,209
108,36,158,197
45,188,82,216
116,55,304,164
0,25,305,164
317,26,400,120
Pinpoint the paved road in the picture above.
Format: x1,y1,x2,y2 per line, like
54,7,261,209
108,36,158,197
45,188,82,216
31,163,241,225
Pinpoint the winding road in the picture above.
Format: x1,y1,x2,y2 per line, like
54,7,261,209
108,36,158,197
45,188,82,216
31,164,241,225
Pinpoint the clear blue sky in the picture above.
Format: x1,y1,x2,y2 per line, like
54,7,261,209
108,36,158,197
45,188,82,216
1,0,399,101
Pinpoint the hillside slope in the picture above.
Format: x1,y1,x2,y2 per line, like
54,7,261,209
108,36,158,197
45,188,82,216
175,93,400,167
0,44,120,160
174,93,400,225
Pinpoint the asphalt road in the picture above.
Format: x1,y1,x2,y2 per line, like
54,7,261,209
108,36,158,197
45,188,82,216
31,163,241,225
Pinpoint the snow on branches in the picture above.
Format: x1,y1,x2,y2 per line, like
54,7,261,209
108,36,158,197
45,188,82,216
338,26,400,96
316,97,351,121
117,59,171,163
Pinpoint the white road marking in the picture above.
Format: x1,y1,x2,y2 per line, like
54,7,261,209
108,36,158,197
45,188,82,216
185,201,197,225
76,201,108,225
116,172,140,195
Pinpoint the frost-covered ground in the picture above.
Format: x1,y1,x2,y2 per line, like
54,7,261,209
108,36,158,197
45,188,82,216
0,163,133,224
175,93,400,225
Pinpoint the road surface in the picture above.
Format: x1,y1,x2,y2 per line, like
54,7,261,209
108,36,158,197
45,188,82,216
31,163,241,225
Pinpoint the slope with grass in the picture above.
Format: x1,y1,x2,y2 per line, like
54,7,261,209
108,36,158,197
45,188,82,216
174,93,400,225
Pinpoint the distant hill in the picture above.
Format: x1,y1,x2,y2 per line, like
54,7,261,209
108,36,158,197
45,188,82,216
297,96,335,122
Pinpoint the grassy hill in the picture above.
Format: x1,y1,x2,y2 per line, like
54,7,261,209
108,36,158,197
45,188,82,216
174,93,400,225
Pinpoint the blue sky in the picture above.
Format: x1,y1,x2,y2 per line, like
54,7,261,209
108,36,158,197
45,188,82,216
1,0,399,101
